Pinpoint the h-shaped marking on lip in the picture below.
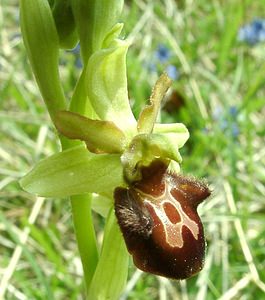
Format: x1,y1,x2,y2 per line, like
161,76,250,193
138,181,199,248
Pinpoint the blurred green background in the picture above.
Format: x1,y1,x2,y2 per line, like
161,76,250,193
1,0,265,299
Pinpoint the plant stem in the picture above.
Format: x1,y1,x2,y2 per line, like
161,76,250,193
61,137,99,292
70,194,98,292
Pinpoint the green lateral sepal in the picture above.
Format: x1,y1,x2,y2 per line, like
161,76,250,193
20,145,123,197
55,110,127,153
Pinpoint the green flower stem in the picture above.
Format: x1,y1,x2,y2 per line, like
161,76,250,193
70,68,97,117
59,145,99,294
60,135,99,294
61,140,99,294
70,194,98,291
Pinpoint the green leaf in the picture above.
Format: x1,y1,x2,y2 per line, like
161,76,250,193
217,2,243,75
243,61,265,102
20,145,124,197
55,110,127,153
0,211,54,299
20,0,66,123
137,73,172,134
87,208,129,300
86,41,136,135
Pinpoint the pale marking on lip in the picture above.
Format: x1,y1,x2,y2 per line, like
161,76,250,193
136,179,199,248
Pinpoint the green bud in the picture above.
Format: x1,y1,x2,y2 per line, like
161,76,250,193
47,0,55,6
52,0,78,49
71,0,124,63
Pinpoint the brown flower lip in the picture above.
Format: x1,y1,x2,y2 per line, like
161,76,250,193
114,160,211,280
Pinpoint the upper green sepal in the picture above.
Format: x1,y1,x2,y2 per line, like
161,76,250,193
86,40,136,135
20,145,123,197
55,110,127,153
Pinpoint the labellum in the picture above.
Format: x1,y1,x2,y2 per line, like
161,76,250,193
114,160,211,280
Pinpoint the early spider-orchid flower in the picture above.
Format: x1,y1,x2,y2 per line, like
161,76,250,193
20,2,210,296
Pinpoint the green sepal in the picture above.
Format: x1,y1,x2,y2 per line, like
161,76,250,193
20,0,66,123
55,110,127,153
86,40,136,135
52,0,78,49
87,208,129,300
137,73,172,134
20,145,123,197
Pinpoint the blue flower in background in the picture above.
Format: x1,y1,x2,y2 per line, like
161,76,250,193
68,43,83,68
229,105,238,117
155,44,171,63
238,19,265,45
231,123,240,138
166,65,180,80
147,44,180,81
212,105,240,138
